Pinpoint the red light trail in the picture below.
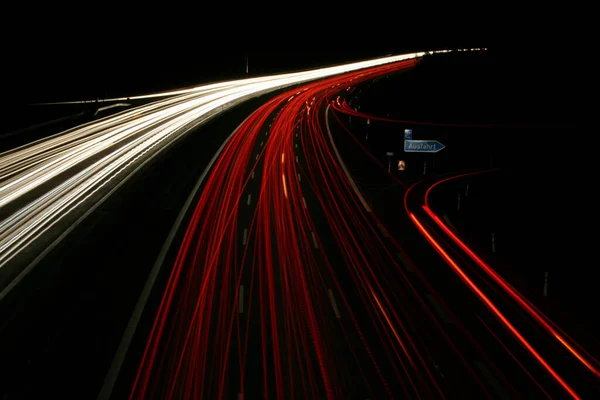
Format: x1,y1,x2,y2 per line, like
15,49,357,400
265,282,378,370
126,55,597,399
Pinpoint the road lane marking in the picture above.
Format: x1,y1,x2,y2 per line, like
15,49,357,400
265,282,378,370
256,154,259,161
377,223,389,238
328,289,341,319
311,232,319,249
298,173,301,182
302,197,307,209
251,170,254,179
242,228,248,245
395,252,413,272
246,193,252,206
295,155,298,163
474,361,510,400
442,214,459,235
425,294,452,324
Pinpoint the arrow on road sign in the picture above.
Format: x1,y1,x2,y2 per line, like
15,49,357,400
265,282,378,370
404,129,412,140
404,140,445,153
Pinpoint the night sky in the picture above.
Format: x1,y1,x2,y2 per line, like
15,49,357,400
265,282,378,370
4,12,574,107
4,11,498,104
6,46,444,103
6,49,407,102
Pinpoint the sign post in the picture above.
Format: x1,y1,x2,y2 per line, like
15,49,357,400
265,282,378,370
386,152,394,173
403,129,445,175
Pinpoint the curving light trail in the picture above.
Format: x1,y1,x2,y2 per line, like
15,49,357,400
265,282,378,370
324,102,597,397
422,171,600,378
1,51,454,280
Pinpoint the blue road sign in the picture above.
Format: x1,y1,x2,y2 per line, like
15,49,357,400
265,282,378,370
404,140,445,153
404,129,412,140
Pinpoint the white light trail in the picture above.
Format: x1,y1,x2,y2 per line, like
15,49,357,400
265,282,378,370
0,49,483,277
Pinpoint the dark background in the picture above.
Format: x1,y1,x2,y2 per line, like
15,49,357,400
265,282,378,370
5,45,485,103
5,44,572,103
3,9,541,104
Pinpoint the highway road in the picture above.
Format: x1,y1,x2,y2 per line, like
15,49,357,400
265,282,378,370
3,48,594,399
0,52,436,399
125,57,598,399
109,50,598,399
